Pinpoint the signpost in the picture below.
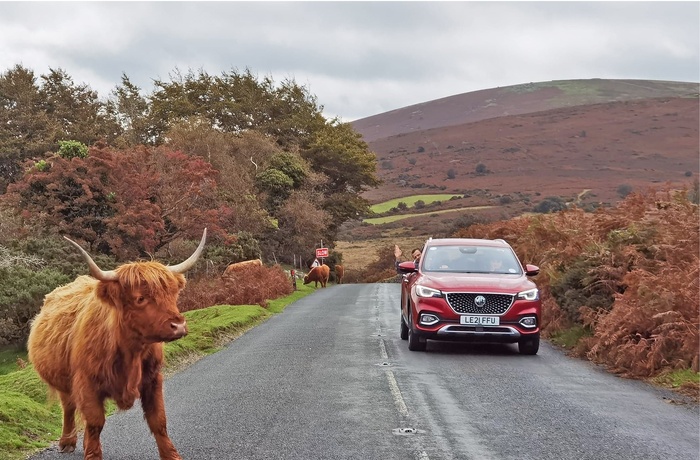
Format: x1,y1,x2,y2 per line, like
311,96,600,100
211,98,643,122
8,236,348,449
316,247,328,258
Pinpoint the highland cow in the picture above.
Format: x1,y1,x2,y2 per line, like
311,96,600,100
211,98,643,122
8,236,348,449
27,229,207,460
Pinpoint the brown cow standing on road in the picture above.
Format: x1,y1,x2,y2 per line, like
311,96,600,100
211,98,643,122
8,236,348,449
335,264,345,284
27,229,207,460
303,264,330,287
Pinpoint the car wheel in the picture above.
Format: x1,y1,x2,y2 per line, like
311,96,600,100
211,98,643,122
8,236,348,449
407,309,427,351
518,333,540,355
400,313,408,340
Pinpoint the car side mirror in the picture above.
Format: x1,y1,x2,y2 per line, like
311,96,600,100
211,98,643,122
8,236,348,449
397,261,418,274
524,264,540,276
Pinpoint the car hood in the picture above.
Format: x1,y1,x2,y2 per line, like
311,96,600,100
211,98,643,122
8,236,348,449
417,272,535,293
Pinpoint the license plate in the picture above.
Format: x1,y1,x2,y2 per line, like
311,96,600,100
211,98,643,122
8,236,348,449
460,315,500,326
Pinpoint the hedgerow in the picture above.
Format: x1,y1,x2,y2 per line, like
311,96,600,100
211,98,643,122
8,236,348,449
178,264,293,312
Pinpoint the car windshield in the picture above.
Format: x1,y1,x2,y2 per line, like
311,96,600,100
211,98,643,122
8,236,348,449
421,245,522,274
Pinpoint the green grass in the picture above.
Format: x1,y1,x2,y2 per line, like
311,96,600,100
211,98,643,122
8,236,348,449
652,369,700,390
370,194,462,214
0,346,28,376
0,283,315,460
364,206,492,225
549,325,592,349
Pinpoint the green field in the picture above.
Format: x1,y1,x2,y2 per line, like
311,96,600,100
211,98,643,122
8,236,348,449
370,194,463,214
364,205,492,225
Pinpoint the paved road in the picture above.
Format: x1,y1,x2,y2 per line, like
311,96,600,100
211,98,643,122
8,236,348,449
31,284,699,460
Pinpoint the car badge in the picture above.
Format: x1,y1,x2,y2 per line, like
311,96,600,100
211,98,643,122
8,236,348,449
474,295,486,308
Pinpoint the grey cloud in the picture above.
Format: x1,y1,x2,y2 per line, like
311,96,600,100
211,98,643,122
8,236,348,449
0,2,697,121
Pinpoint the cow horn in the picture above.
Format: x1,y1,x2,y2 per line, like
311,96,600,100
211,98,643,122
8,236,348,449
167,228,207,274
63,236,119,282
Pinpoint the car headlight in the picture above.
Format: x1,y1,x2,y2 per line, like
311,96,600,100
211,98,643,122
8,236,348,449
517,288,539,301
415,284,443,298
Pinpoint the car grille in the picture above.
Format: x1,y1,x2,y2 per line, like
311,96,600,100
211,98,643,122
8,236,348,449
446,293,514,315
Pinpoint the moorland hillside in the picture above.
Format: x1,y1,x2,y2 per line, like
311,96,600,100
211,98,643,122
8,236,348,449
348,79,699,239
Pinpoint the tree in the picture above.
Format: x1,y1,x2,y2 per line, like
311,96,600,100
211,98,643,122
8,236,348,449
164,122,274,235
255,168,295,211
272,191,330,262
2,143,229,259
267,152,308,188
147,146,227,250
39,68,113,146
4,144,160,257
0,65,54,190
105,74,152,147
302,122,380,195
146,67,326,149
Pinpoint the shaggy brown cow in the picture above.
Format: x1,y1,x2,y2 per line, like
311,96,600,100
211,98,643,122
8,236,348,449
27,229,207,460
222,258,262,278
303,264,330,287
335,264,345,284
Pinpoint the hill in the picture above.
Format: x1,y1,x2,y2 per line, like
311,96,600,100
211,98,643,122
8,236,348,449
349,79,698,224
353,79,698,142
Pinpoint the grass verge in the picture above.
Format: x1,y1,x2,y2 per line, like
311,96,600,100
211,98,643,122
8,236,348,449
0,283,315,460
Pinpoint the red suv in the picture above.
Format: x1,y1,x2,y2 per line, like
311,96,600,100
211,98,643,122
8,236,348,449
398,238,541,354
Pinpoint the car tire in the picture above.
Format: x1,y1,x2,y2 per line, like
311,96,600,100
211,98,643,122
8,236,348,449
518,333,540,355
407,309,427,351
400,313,408,340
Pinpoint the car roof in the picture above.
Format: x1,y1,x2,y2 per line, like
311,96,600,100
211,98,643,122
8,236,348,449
424,238,511,248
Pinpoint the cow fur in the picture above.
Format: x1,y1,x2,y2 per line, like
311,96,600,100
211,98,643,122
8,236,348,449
222,258,263,278
303,264,330,287
335,265,344,284
28,261,192,460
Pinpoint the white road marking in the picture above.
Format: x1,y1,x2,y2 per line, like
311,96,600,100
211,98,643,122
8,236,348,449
384,368,409,417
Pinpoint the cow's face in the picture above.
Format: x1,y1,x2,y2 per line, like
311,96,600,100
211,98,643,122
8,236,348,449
100,262,189,343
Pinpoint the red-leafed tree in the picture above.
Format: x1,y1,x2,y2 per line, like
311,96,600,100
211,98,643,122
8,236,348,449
3,142,229,260
148,146,230,250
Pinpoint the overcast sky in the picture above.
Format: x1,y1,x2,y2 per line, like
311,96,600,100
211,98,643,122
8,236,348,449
1,1,698,122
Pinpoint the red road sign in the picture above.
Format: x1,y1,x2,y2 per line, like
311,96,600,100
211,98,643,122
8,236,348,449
316,247,329,258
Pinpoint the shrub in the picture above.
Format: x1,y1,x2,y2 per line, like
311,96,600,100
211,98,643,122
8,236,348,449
446,169,456,179
499,195,513,205
57,140,89,159
414,200,425,209
203,232,262,275
33,160,49,172
417,146,425,153
397,202,408,211
178,264,293,312
0,237,118,345
533,196,567,213
475,163,488,175
381,160,394,170
408,157,417,165
549,256,616,323
0,266,71,345
617,184,633,198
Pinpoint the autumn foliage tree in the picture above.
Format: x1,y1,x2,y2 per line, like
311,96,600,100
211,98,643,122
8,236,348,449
3,143,228,260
